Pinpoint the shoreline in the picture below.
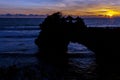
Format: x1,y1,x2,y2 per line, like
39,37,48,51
0,52,95,58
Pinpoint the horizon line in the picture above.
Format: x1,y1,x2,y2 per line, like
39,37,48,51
0,13,120,18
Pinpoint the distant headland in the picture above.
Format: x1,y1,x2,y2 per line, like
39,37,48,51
0,14,47,18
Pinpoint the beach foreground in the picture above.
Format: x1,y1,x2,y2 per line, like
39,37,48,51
0,53,96,80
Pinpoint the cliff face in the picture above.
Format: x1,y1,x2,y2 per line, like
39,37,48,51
75,27,120,79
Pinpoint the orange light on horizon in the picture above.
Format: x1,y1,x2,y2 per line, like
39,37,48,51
96,9,120,18
61,8,120,18
105,10,119,18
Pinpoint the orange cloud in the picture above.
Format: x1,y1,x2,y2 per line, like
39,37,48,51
0,0,120,17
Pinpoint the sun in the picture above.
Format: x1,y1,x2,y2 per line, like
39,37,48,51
106,12,114,17
105,11,116,17
105,10,119,18
97,9,120,18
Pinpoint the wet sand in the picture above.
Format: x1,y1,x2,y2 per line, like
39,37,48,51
0,52,96,80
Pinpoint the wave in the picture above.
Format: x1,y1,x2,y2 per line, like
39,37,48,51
0,36,38,38
0,26,39,30
0,18,44,27
0,30,39,38
0,28,39,30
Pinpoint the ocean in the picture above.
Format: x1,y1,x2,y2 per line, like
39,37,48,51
0,17,119,68
0,18,90,54
84,17,120,27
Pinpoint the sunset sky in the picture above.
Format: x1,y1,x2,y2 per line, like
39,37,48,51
0,0,120,17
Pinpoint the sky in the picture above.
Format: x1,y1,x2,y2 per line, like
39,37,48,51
0,0,120,17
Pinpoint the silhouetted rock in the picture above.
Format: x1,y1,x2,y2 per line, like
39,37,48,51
35,12,87,80
74,27,120,80
35,12,87,61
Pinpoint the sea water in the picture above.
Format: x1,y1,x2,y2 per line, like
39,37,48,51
0,17,119,68
0,18,94,54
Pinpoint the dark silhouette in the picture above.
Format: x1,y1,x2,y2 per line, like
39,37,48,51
75,28,120,80
35,12,69,80
35,12,69,60
35,12,87,80
35,12,120,80
35,12,87,61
